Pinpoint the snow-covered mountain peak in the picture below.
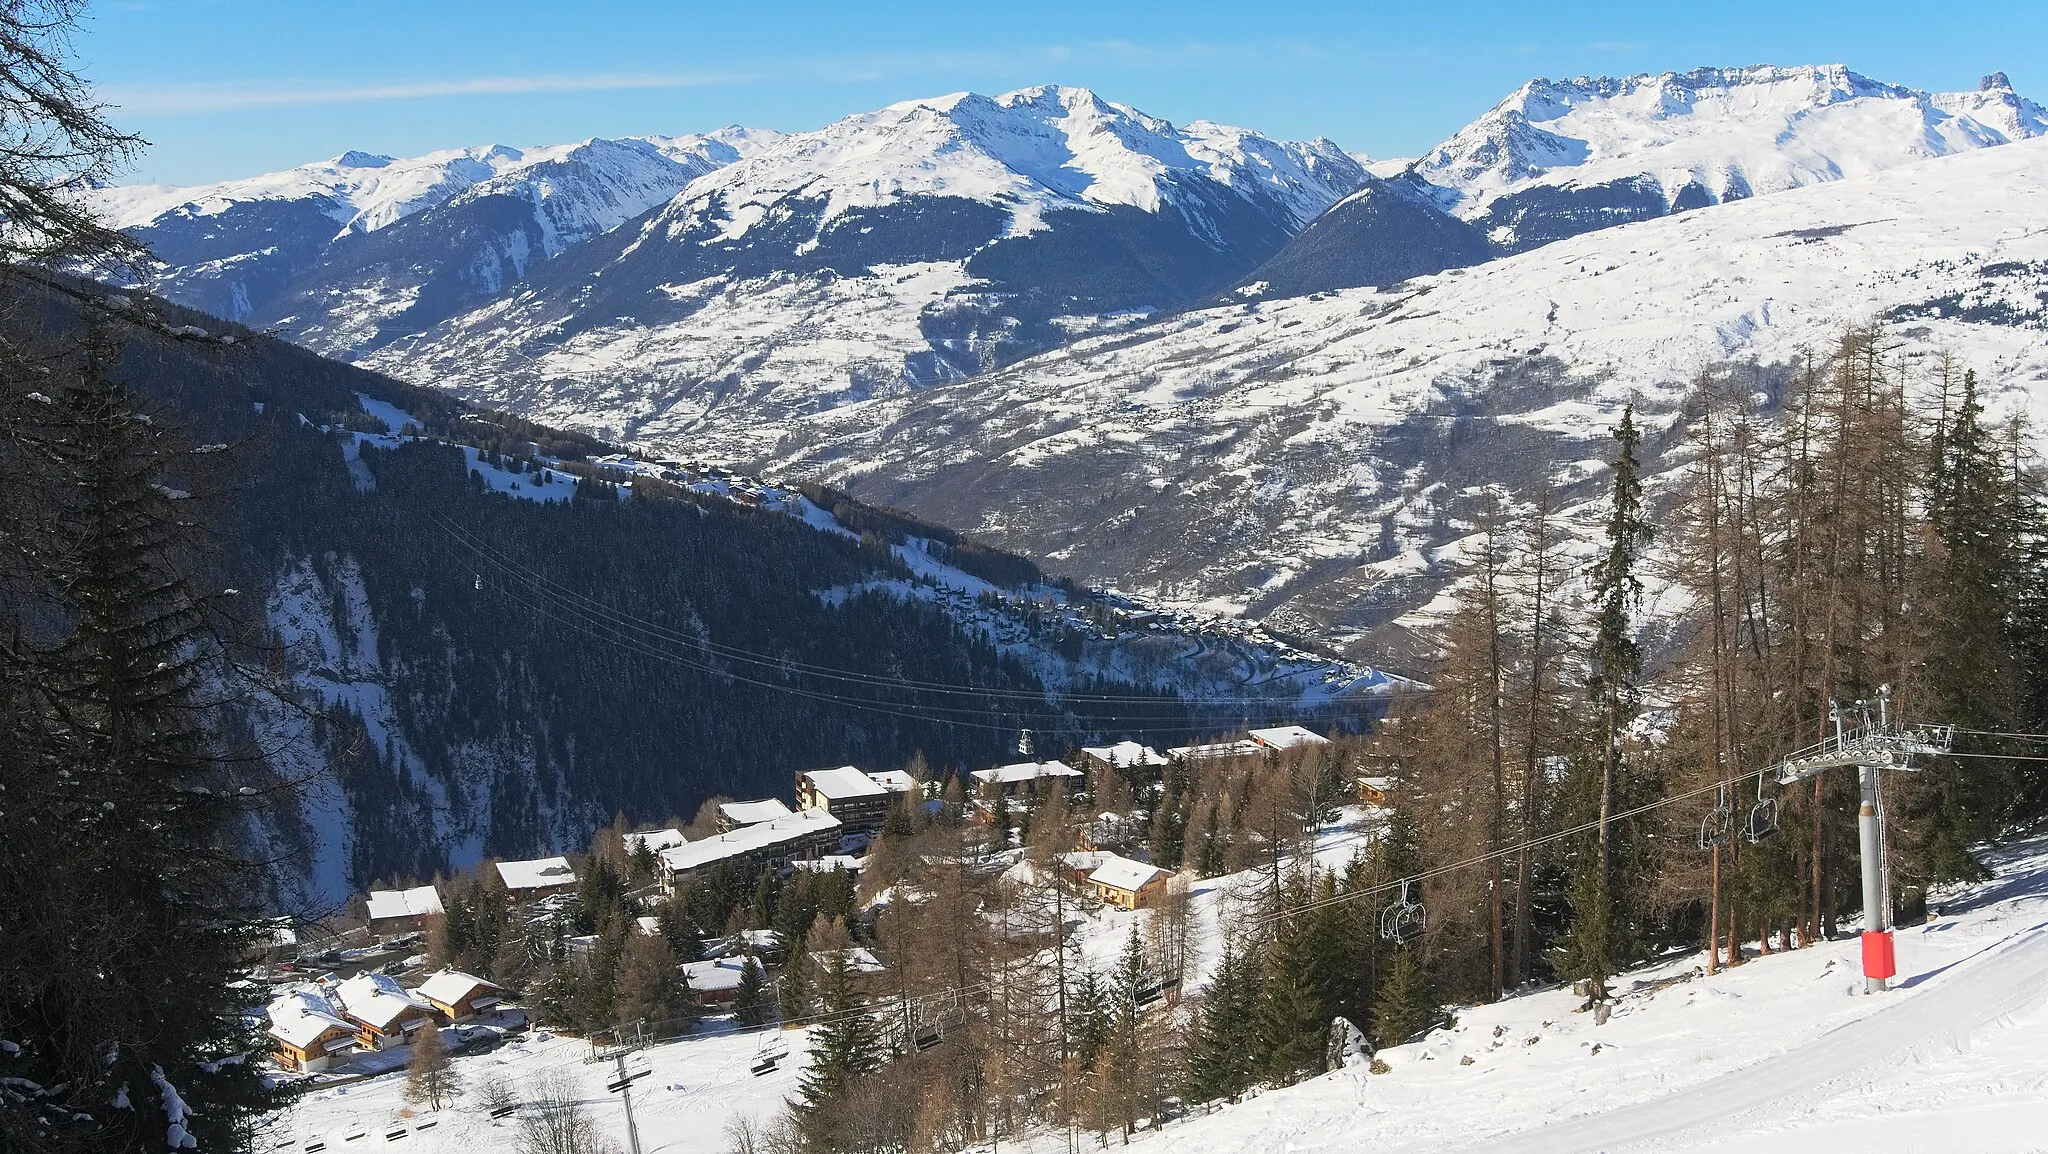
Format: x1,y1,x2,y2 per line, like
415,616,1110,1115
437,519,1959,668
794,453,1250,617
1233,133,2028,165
662,84,1365,240
1415,63,2046,217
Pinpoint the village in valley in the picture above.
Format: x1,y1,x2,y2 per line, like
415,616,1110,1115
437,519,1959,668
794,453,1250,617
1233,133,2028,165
256,722,1388,1144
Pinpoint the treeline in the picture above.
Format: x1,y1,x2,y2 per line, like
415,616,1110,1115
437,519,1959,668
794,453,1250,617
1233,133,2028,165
745,329,2048,1154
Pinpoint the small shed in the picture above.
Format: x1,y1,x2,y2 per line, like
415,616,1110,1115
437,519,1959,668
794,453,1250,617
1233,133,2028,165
415,969,506,1023
1088,854,1171,910
1356,776,1393,807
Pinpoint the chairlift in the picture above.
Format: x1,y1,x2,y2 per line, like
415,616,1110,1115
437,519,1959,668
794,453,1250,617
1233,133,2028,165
1380,880,1427,945
1745,774,1780,843
473,573,483,591
383,1127,407,1143
914,1021,944,1051
1697,784,1734,851
751,1032,789,1076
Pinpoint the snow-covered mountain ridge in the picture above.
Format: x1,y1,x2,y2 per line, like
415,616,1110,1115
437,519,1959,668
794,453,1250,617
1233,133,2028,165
770,136,2048,662
93,127,782,335
1253,64,2045,297
346,85,1367,454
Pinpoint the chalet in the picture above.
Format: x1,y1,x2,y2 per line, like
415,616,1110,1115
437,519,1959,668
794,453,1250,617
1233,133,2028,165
1088,854,1171,910
331,972,437,1050
658,808,842,891
795,766,891,830
1249,725,1333,753
266,990,358,1073
623,828,687,856
495,856,579,898
970,760,1084,799
364,885,443,933
1356,776,1393,807
415,969,506,1023
1080,741,1169,783
683,957,752,1006
716,798,794,833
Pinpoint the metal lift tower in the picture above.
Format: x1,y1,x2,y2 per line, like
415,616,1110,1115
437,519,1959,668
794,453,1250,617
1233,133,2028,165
1769,687,1953,993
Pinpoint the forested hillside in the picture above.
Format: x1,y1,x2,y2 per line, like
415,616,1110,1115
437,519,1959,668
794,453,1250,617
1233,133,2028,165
11,285,1368,904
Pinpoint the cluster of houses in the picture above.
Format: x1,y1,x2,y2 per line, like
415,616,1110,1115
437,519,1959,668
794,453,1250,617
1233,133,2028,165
287,725,1374,1071
266,969,506,1073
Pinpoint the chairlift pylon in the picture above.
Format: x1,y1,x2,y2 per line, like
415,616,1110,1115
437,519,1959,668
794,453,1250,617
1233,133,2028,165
1380,879,1427,945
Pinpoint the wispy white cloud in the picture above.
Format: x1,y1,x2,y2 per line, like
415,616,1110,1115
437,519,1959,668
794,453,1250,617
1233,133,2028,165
102,71,749,114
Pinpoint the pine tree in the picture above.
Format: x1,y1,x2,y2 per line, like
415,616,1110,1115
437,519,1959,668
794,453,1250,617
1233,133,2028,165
1371,949,1438,1048
1569,403,1650,1004
1,326,282,1151
1182,939,1261,1103
797,952,882,1112
735,956,771,1028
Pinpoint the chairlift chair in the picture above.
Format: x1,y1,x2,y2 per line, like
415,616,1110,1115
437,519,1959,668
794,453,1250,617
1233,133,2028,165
1380,880,1427,945
1745,775,1780,843
1697,785,1734,851
751,1032,789,1076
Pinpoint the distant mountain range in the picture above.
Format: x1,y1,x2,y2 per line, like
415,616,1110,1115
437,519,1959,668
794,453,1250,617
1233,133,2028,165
94,65,2048,659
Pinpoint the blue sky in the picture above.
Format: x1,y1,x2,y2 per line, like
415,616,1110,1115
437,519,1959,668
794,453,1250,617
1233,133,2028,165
83,0,2048,184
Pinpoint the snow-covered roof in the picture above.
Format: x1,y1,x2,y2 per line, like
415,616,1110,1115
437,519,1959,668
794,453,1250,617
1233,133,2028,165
415,969,499,1008
789,854,864,872
658,809,842,874
718,798,794,826
267,989,356,1049
1358,776,1393,792
809,946,886,974
1082,741,1169,768
1249,725,1332,750
332,972,431,1031
683,957,751,992
971,760,1085,786
496,856,578,891
1088,854,1169,894
1167,739,1264,761
364,885,443,921
867,769,919,793
624,828,687,854
800,765,889,800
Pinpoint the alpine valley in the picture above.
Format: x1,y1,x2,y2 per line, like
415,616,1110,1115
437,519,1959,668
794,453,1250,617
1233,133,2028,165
104,65,2048,672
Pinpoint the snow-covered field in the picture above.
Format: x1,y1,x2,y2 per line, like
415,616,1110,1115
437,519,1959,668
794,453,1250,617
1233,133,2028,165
277,831,2048,1153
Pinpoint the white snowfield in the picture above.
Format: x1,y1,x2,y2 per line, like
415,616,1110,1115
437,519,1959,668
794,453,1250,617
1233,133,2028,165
1413,65,2045,222
276,832,2048,1154
1124,837,2048,1154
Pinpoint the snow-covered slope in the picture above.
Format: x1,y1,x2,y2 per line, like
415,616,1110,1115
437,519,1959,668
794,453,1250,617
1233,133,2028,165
272,829,2048,1153
349,86,1367,454
773,137,2048,660
1248,65,2046,297
98,128,778,331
